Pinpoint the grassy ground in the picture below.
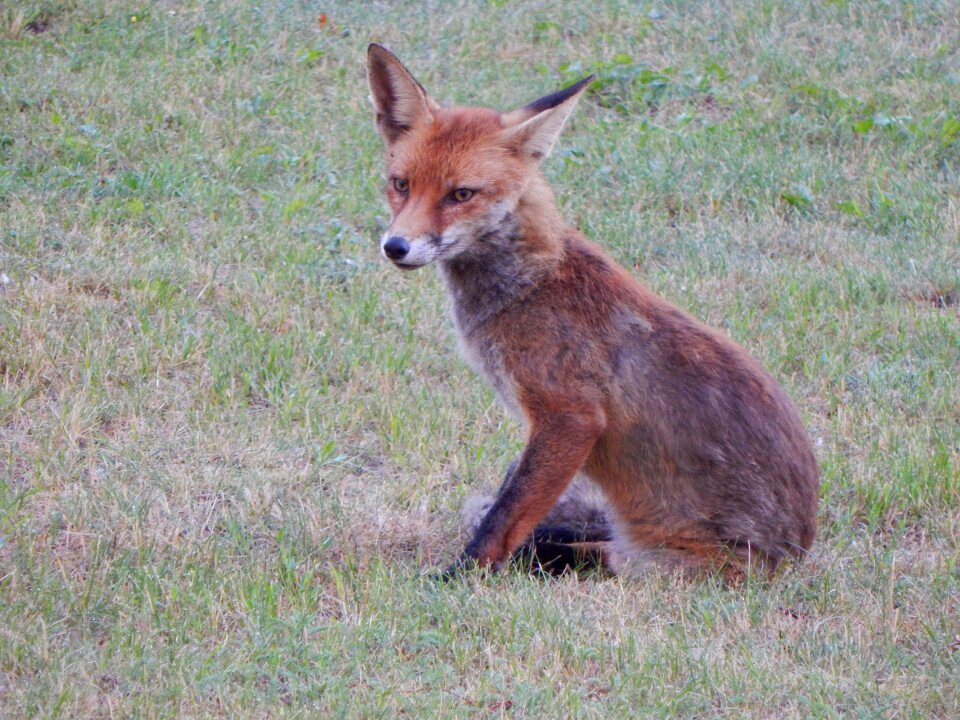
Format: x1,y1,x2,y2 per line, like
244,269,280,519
1,0,958,717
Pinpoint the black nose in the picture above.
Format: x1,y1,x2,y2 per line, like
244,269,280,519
383,236,410,261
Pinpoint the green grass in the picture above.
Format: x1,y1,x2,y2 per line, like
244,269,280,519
1,0,958,717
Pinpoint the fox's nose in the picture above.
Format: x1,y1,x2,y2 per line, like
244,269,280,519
383,236,410,261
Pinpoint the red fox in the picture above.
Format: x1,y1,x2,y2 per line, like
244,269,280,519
367,44,819,580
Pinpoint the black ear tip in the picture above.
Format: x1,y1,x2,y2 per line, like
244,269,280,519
576,74,597,90
522,73,596,114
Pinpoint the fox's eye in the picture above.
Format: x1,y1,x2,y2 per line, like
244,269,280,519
392,177,409,194
451,188,475,203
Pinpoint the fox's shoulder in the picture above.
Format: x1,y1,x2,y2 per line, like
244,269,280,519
538,231,662,316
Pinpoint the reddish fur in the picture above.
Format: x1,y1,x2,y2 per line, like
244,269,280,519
367,45,819,579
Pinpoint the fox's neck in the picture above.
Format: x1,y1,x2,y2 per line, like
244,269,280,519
438,175,565,336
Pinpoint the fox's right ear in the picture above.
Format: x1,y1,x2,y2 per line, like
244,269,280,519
367,44,439,144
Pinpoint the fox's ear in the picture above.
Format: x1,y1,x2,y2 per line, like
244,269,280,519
367,43,439,144
501,75,595,162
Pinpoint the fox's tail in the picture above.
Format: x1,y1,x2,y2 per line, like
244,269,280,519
462,477,619,574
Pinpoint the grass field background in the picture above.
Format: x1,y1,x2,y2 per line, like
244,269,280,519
1,0,958,717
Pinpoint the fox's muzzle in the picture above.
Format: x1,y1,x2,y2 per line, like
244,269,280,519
380,230,445,269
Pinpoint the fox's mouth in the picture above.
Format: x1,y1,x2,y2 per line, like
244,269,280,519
392,261,422,271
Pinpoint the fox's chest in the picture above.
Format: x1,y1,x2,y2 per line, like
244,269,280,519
456,333,523,419
437,254,535,420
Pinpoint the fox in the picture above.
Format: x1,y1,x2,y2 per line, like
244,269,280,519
366,43,819,580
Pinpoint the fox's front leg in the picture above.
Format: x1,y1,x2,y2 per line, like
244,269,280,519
456,410,604,572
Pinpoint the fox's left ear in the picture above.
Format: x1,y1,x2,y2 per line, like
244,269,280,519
501,75,595,163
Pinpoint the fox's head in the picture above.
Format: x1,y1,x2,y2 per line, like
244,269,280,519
367,44,593,270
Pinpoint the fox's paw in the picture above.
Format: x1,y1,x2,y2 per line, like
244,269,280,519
428,553,488,583
427,554,479,583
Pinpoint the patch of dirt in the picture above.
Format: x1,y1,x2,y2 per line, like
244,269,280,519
911,284,958,309
69,279,117,299
25,12,53,34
